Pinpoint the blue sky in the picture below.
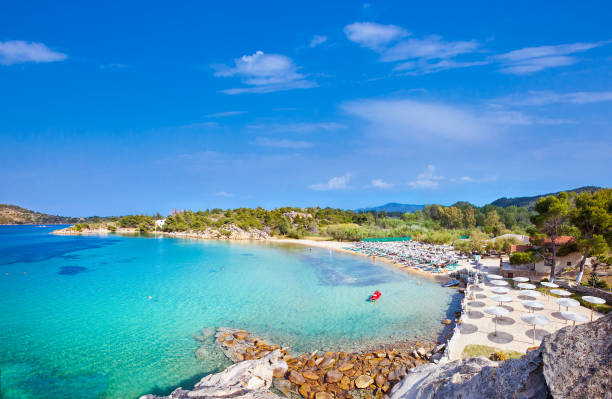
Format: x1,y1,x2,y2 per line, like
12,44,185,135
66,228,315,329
1,0,611,216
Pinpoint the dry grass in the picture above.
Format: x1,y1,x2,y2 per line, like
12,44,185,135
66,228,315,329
461,344,524,360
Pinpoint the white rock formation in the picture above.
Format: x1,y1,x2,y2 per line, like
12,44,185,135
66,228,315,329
140,350,286,399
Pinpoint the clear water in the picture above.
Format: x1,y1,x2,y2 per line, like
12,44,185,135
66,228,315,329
0,226,460,399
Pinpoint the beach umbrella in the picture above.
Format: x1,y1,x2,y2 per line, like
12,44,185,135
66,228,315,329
491,295,513,307
540,281,559,300
517,283,536,290
491,280,509,287
484,306,509,335
521,313,549,344
560,311,589,326
556,298,580,312
487,274,503,280
522,300,545,313
582,296,606,321
521,290,541,299
491,287,510,294
512,277,530,283
550,289,571,298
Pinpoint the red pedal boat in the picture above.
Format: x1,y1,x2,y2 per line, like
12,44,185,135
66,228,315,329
369,290,382,302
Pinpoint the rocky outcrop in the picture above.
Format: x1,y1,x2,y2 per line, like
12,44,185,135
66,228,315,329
388,349,546,399
389,313,612,399
541,311,611,399
140,350,286,399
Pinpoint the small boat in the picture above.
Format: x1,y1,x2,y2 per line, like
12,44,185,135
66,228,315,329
369,290,382,302
442,279,460,287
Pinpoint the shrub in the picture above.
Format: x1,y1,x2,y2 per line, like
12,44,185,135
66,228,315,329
489,352,507,361
510,252,534,265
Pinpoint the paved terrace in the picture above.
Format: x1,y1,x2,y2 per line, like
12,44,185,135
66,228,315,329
449,258,603,360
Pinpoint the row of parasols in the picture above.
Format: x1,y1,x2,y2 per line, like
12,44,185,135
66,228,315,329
481,274,605,344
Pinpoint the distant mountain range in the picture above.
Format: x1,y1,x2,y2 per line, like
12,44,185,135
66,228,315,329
489,186,602,209
357,186,604,214
356,203,425,214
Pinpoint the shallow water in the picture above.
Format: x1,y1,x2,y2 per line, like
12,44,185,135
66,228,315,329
0,226,460,399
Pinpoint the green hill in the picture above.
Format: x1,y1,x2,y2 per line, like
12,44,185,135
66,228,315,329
0,204,81,225
490,186,602,209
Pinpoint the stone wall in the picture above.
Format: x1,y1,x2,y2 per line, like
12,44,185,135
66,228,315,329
556,281,612,303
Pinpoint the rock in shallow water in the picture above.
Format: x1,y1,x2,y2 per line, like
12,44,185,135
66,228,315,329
140,350,286,399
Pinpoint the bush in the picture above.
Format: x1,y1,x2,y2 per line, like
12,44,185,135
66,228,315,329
107,224,117,232
489,352,507,361
584,275,609,289
510,252,534,265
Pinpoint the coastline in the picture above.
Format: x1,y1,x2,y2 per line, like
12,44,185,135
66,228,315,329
52,226,454,282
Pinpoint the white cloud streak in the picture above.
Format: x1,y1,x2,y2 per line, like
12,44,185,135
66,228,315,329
246,122,346,133
205,111,247,118
496,91,612,106
371,179,393,189
310,35,328,48
494,41,611,74
408,165,444,189
342,98,489,140
213,51,316,94
254,137,313,149
309,173,351,190
344,22,409,51
0,40,67,65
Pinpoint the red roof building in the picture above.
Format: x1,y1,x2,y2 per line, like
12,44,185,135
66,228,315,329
542,236,574,246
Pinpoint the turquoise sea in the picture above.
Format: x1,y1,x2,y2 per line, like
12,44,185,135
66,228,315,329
0,226,460,399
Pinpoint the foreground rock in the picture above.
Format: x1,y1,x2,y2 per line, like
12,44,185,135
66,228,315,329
388,313,612,399
140,350,286,399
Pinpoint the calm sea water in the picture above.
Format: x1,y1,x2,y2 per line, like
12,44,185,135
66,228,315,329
0,226,460,399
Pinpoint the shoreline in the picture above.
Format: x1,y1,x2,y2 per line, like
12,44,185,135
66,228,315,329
53,226,455,283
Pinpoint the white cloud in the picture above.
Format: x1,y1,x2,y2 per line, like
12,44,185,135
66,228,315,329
394,59,488,75
371,179,393,189
485,109,573,126
246,122,346,133
494,41,610,74
309,173,351,190
496,91,612,106
254,137,313,149
341,98,488,140
344,23,482,74
344,22,409,51
205,111,247,118
0,40,67,65
408,165,444,189
381,35,480,62
212,50,316,94
215,191,233,198
310,35,328,48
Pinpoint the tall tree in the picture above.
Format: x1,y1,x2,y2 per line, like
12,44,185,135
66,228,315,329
463,206,476,229
570,189,612,282
532,192,570,282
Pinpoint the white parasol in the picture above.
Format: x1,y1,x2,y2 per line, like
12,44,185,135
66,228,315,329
512,277,530,283
491,280,509,287
521,313,549,344
491,295,513,307
522,300,545,313
582,296,606,321
521,290,541,299
560,311,589,326
484,306,509,335
517,283,536,290
491,287,510,295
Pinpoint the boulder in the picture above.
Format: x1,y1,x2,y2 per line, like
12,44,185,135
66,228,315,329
140,350,286,399
288,371,306,385
541,312,611,399
302,370,320,381
388,314,612,398
315,392,333,399
234,331,249,340
326,370,343,383
338,363,354,372
355,375,374,389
